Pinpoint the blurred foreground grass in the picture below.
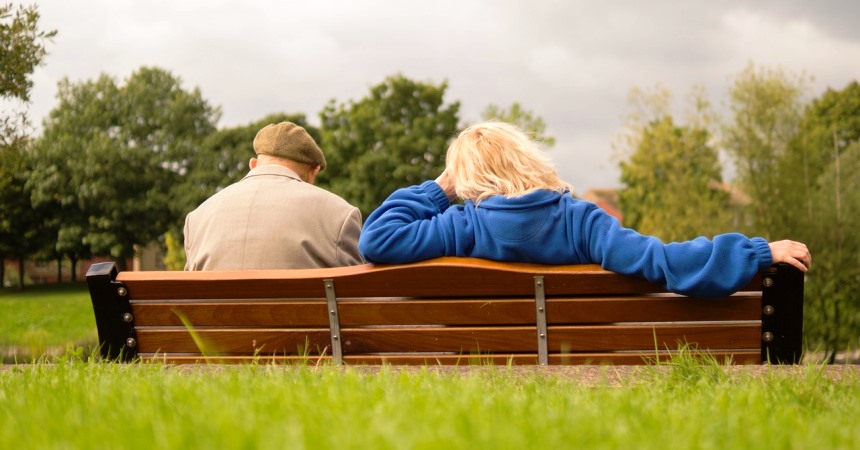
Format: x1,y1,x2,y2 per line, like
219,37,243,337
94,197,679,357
0,358,858,450
0,283,96,362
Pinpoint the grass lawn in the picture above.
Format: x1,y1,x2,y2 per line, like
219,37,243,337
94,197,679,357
0,359,858,449
0,283,97,361
2,283,858,448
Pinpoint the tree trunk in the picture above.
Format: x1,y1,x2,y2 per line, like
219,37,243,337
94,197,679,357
832,127,842,359
116,246,130,272
70,256,78,282
0,257,5,288
17,257,24,290
56,255,63,283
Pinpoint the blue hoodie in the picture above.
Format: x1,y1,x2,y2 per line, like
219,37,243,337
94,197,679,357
359,180,773,296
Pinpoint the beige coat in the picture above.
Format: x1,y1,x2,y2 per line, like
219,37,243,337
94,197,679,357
184,164,363,270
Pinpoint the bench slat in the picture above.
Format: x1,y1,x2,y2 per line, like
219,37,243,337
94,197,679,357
135,323,759,355
136,328,332,354
131,302,330,327
118,260,708,300
548,294,760,323
130,294,761,327
548,324,760,351
344,324,760,353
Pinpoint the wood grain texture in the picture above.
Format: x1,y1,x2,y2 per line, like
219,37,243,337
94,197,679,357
131,302,331,327
136,328,333,354
134,323,760,355
130,294,760,327
119,257,761,300
547,324,761,351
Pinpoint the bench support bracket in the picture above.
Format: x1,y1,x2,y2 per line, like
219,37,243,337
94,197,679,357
534,276,549,366
324,279,343,365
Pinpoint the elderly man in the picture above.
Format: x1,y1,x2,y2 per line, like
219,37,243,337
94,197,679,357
184,121,363,270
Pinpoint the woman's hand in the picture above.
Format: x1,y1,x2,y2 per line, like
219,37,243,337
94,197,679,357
768,240,812,272
434,169,457,202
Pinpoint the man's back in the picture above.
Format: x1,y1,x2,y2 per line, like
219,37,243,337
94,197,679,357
184,164,363,270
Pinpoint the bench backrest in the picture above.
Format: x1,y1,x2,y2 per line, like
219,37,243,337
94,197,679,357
86,257,804,365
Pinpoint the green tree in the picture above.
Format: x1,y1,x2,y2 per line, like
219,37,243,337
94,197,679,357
0,3,55,286
726,69,860,358
804,143,860,361
723,63,810,239
29,67,220,270
481,102,555,147
790,81,860,227
161,230,186,271
789,82,860,360
617,86,730,242
0,139,50,288
619,116,730,242
318,74,460,217
0,2,56,144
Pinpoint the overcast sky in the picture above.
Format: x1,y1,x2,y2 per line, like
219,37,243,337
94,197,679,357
24,0,860,194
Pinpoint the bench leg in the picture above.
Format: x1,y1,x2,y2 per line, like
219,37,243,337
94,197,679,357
761,264,804,364
86,262,138,362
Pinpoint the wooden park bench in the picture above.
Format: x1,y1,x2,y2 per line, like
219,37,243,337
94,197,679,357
86,257,804,365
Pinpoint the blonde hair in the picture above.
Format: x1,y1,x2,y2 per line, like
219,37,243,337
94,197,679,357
446,121,572,203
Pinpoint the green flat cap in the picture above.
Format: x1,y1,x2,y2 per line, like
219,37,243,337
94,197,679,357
253,121,326,170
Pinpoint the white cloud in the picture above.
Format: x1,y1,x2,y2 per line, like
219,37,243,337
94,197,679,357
720,8,860,91
21,0,860,195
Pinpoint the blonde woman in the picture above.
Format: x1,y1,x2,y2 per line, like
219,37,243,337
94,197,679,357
358,121,811,296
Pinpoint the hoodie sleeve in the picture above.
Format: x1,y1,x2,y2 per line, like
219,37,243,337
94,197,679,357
359,181,465,264
578,203,773,296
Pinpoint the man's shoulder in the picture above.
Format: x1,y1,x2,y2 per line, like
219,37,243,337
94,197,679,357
186,178,258,219
300,183,358,211
194,179,251,205
190,173,358,216
246,173,358,213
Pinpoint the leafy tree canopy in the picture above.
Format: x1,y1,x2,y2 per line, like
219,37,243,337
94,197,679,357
723,63,809,238
792,80,860,187
0,141,44,255
481,102,555,148
0,3,54,285
789,83,860,360
318,74,460,217
0,139,52,287
619,115,730,242
802,142,860,361
0,3,56,102
28,67,220,269
0,3,56,145
617,85,730,242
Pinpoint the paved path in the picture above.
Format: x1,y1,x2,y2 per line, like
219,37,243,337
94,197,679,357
4,362,858,387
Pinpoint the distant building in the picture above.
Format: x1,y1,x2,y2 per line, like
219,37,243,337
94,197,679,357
133,243,167,271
